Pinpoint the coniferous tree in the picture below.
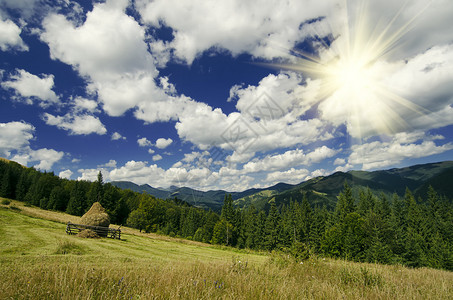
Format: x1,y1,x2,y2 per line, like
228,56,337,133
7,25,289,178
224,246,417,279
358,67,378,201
243,205,258,249
87,171,104,207
334,181,355,222
15,170,31,201
300,195,312,243
66,181,86,216
264,202,280,250
0,166,13,199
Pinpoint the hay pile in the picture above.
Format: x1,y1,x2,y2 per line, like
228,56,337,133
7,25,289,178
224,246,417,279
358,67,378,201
81,202,110,227
77,229,99,238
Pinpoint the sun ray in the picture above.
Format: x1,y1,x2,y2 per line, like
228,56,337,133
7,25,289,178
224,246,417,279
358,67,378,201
265,0,432,139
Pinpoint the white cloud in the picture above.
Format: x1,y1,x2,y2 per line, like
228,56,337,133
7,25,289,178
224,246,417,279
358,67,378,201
40,0,161,117
175,72,333,156
73,97,98,113
152,154,162,161
334,158,346,165
99,159,117,168
1,69,58,106
0,121,34,157
265,168,310,185
111,132,125,141
155,137,172,149
137,137,152,147
148,149,155,154
43,113,107,135
40,0,196,127
59,169,73,179
11,148,64,170
348,132,453,170
0,18,28,51
242,146,336,174
137,0,336,64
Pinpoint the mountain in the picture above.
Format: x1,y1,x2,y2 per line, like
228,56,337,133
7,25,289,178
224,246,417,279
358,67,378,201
234,161,453,211
111,161,453,212
110,181,296,211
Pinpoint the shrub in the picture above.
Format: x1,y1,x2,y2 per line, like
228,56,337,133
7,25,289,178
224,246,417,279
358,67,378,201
1,199,11,205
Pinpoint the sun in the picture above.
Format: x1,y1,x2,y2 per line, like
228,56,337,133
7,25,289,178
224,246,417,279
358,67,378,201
273,0,429,138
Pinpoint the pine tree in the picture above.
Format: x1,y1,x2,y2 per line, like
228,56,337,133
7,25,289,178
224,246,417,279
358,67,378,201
0,166,13,199
243,205,258,249
264,202,280,250
15,170,31,201
66,181,86,216
300,194,312,243
87,171,104,207
334,181,355,222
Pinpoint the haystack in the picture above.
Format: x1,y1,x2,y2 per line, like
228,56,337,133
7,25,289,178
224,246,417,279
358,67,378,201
77,229,99,238
81,202,110,237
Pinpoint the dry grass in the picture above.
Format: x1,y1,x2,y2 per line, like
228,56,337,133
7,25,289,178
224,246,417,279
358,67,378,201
1,198,452,299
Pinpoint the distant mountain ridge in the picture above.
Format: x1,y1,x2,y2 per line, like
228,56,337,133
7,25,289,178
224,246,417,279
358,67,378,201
111,161,453,211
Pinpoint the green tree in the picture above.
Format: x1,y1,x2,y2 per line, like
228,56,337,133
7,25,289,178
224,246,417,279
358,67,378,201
47,185,69,211
211,219,233,245
264,202,280,250
334,181,355,222
127,209,147,232
66,181,86,216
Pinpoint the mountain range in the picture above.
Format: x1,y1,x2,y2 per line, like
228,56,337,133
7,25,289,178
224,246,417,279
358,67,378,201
111,161,453,212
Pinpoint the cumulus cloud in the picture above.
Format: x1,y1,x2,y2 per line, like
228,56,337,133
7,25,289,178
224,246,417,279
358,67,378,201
152,154,162,161
0,18,28,51
11,148,64,170
40,0,160,116
242,146,336,174
43,113,107,135
0,122,64,170
73,97,99,113
348,132,453,170
137,137,152,147
137,0,336,64
155,137,172,149
0,121,34,157
111,132,125,141
99,159,117,168
59,169,73,179
175,72,333,158
265,168,310,185
1,69,58,106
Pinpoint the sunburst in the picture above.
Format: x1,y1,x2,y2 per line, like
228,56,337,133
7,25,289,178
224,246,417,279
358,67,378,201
272,0,429,138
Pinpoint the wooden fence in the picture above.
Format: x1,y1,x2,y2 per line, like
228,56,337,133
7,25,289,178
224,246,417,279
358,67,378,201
66,222,121,239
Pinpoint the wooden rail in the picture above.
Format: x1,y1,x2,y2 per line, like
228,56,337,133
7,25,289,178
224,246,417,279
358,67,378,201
66,222,121,239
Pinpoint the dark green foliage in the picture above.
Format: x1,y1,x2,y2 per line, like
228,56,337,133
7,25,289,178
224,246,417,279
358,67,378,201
1,157,452,271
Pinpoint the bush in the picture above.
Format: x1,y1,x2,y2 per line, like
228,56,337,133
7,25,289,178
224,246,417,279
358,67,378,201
1,199,11,205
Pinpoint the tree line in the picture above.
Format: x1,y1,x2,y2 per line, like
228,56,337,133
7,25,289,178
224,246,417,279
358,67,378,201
1,159,452,270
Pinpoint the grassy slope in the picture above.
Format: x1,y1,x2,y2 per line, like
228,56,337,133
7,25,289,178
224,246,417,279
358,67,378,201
1,199,453,299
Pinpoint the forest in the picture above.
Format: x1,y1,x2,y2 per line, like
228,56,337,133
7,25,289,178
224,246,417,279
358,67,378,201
1,158,452,271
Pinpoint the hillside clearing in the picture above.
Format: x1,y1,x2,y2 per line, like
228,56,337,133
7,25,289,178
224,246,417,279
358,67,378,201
1,200,453,299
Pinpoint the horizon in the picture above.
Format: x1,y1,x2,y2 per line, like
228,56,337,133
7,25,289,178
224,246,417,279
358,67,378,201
1,0,452,192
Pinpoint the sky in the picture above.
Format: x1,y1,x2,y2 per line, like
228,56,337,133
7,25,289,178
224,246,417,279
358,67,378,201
0,0,452,192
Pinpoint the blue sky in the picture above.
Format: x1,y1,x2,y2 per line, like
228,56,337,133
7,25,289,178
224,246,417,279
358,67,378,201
0,0,452,191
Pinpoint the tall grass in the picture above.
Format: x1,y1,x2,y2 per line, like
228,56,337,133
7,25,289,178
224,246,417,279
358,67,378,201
1,200,452,299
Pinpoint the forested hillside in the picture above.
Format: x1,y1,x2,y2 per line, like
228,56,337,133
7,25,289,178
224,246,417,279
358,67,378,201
1,158,452,270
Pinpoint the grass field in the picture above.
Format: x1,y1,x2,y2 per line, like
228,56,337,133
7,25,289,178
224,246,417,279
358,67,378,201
1,199,453,299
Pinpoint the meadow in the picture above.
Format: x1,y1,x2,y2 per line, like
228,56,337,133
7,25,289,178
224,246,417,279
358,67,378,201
1,199,452,299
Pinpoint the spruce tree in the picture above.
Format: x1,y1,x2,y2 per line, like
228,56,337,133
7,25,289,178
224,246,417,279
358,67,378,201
264,202,280,250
